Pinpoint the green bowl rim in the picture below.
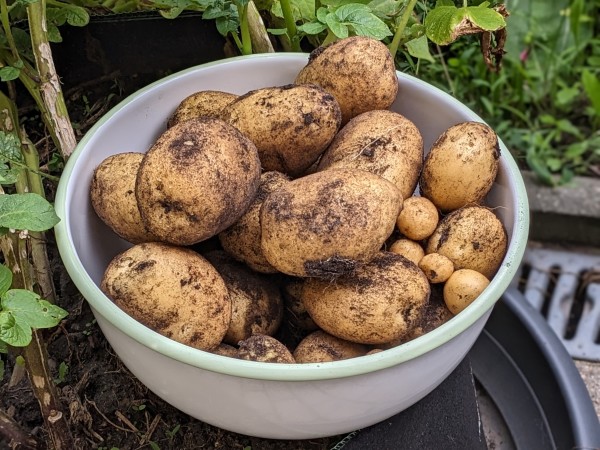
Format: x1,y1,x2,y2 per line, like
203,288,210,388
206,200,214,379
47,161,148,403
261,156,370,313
54,53,530,381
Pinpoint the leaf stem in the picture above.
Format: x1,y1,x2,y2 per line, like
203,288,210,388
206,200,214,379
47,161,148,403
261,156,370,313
236,2,253,55
388,0,418,61
0,0,20,61
280,0,301,51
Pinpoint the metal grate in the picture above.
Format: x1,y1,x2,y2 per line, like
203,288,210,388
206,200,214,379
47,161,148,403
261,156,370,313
511,248,600,361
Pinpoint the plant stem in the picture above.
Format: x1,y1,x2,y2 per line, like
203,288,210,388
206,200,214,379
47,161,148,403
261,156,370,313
388,0,418,61
27,0,77,160
0,409,41,450
237,2,252,55
279,0,301,51
247,1,274,53
0,0,20,61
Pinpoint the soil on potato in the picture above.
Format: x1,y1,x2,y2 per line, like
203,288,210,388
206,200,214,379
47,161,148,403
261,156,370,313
0,76,342,450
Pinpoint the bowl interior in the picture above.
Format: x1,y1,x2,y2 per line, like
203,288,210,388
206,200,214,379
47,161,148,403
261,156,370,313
55,53,529,381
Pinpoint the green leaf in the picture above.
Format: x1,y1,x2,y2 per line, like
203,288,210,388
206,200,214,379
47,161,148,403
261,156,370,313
216,14,240,36
0,339,7,353
47,24,63,43
0,67,20,82
0,311,32,347
565,142,588,159
0,131,23,163
316,6,327,22
0,266,12,297
367,0,401,19
424,5,457,45
526,151,555,186
298,22,328,34
326,12,349,38
13,0,39,6
0,193,60,231
555,119,582,138
425,4,505,45
466,4,506,31
555,87,579,107
0,165,21,185
582,69,600,116
333,3,392,40
266,27,289,35
1,290,68,329
405,35,434,62
64,3,89,24
546,157,562,172
271,0,315,22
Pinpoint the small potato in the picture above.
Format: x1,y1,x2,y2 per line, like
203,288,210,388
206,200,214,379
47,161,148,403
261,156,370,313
418,253,454,283
388,239,424,266
212,343,239,358
261,168,403,277
90,153,158,244
101,242,231,351
426,205,507,279
301,252,430,345
218,171,290,273
221,84,341,177
317,110,423,200
295,36,398,124
396,196,439,241
135,117,261,245
238,335,296,363
420,122,500,212
204,251,283,345
443,269,490,315
293,331,368,363
168,90,238,127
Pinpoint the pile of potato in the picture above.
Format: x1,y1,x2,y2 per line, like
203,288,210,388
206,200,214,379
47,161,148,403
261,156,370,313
91,36,507,364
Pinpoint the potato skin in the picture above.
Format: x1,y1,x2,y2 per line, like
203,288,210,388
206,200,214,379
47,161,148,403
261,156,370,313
218,171,290,273
221,84,341,177
135,117,261,245
317,110,423,199
426,205,507,279
100,242,231,351
293,330,367,363
90,152,158,244
260,168,403,278
443,269,490,315
420,122,500,212
238,335,295,363
168,90,238,127
295,36,398,124
301,252,430,345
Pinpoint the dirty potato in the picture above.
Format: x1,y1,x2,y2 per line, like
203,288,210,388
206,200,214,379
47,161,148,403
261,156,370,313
293,330,368,363
238,335,296,363
221,84,341,177
260,168,403,277
295,36,398,124
135,117,261,245
168,90,238,127
100,242,231,351
317,110,423,199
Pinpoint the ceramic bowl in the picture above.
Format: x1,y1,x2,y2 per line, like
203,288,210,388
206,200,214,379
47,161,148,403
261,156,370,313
54,54,529,439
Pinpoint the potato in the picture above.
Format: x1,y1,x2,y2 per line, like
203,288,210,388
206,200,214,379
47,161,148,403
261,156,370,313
281,277,319,332
293,330,367,363
221,84,341,177
426,205,507,279
168,90,238,127
212,343,239,358
295,36,398,124
420,122,500,212
443,269,490,315
135,117,261,245
317,110,423,199
388,238,424,266
204,251,283,345
301,252,430,345
238,335,296,363
260,168,403,277
90,152,158,244
218,171,290,273
100,242,231,351
396,196,439,241
418,253,454,283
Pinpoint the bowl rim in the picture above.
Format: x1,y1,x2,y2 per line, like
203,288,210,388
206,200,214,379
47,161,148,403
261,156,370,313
54,52,530,381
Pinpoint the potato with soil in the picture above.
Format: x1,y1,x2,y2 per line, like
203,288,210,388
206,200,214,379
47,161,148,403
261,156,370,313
90,152,158,244
204,251,283,345
426,205,507,279
260,168,403,277
168,90,238,127
443,269,490,315
135,117,261,246
301,252,430,345
293,330,368,363
218,171,290,273
420,122,500,212
221,84,341,177
317,110,423,199
101,242,231,351
396,196,439,241
238,335,295,363
295,36,398,124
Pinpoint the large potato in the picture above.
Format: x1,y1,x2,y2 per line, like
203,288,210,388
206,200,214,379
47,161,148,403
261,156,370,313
420,122,500,212
260,168,403,277
90,152,158,244
218,171,290,273
136,117,261,245
317,110,423,199
101,242,231,351
426,205,507,279
295,36,398,124
168,90,238,127
221,84,341,177
301,252,430,345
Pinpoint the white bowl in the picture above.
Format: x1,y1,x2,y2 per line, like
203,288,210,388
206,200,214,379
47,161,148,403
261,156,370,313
55,54,529,439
